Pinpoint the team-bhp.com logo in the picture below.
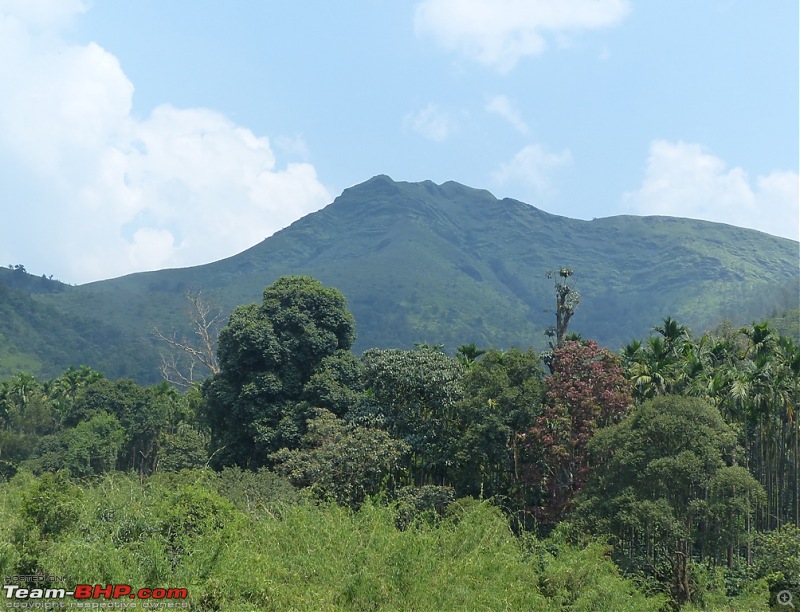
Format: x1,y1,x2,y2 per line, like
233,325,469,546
3,584,188,608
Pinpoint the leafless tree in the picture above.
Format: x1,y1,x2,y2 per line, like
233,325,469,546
152,290,222,388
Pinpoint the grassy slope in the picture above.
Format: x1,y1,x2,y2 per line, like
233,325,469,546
7,175,798,382
0,269,155,380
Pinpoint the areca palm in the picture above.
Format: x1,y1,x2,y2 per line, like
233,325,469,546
623,318,800,529
45,366,104,425
675,336,714,398
734,324,800,529
624,335,680,400
654,316,691,354
742,321,777,360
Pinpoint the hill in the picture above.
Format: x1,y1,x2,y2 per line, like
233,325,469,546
3,175,798,382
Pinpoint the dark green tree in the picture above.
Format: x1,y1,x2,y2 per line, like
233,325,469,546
302,351,367,419
750,524,800,599
623,317,691,401
362,347,465,487
0,373,58,477
451,348,543,503
576,395,764,606
455,343,487,367
25,412,125,477
201,276,356,468
64,378,181,475
271,407,409,508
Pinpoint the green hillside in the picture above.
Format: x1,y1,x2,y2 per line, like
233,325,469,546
4,175,798,382
0,268,159,381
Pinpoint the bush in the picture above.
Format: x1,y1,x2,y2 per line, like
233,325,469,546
0,471,669,610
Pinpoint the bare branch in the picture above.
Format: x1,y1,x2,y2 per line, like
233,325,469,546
152,290,222,387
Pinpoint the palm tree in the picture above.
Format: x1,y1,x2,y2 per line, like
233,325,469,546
654,316,690,354
456,343,487,366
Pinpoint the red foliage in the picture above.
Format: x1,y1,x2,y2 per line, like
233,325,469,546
522,340,632,528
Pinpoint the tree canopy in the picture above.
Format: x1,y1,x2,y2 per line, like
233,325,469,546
201,276,356,468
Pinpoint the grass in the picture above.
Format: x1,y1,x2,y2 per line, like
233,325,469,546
0,470,669,611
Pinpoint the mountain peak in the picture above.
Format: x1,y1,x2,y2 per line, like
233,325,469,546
12,175,795,382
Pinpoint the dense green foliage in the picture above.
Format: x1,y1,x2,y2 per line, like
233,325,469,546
0,368,206,479
2,176,796,382
201,276,356,467
576,396,764,604
0,470,672,611
1,274,798,609
451,347,543,502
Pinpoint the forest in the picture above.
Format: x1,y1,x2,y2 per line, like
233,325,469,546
1,274,798,610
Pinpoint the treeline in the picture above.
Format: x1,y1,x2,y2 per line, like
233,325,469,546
0,275,798,609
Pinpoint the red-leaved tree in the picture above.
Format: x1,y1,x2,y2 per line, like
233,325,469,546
522,340,633,528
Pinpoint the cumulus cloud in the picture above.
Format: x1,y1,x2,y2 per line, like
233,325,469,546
0,1,330,283
622,140,799,241
414,0,630,73
493,143,572,196
486,95,529,134
404,104,456,142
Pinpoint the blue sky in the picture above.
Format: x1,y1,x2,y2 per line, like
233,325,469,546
0,0,797,284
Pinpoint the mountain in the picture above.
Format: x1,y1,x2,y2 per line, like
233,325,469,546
3,175,798,382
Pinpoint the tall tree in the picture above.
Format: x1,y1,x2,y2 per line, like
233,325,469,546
451,348,543,503
201,276,356,468
576,395,764,607
543,268,580,374
362,347,465,487
522,340,632,528
152,290,223,388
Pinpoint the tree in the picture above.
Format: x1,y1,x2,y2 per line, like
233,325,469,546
271,408,409,508
62,378,178,475
201,276,356,468
623,317,691,401
45,366,104,422
751,524,800,599
0,373,58,477
158,422,209,472
543,268,580,374
25,413,125,477
451,348,543,503
302,351,367,419
522,340,632,528
362,347,465,487
576,395,764,606
455,343,486,367
152,291,222,388
624,319,800,532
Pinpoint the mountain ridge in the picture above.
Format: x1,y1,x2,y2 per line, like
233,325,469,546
2,175,798,382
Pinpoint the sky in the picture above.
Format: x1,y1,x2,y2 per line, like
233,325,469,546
0,0,797,285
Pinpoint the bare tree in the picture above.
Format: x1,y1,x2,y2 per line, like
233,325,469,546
152,290,222,388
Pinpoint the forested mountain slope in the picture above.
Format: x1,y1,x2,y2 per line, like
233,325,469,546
5,175,798,381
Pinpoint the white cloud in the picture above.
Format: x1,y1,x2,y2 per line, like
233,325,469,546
0,2,330,283
404,104,456,142
493,143,572,195
622,140,799,241
414,0,630,73
0,0,86,30
486,95,529,134
274,134,311,160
